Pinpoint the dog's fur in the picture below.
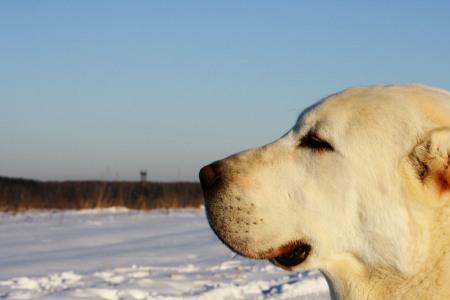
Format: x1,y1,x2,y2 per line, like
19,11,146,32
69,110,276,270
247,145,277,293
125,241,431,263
200,84,450,300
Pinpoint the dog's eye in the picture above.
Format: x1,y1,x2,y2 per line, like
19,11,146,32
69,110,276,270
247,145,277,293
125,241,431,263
299,132,334,152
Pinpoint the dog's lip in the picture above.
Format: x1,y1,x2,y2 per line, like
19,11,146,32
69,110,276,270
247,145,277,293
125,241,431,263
205,221,312,267
260,240,311,268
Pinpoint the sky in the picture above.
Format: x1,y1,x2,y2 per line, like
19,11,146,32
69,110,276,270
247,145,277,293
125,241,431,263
1,1,450,182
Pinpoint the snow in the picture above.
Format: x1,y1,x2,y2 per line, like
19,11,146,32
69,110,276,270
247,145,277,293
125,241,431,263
0,208,331,299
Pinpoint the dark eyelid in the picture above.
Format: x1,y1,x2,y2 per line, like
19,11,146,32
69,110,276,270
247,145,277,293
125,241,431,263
299,132,334,152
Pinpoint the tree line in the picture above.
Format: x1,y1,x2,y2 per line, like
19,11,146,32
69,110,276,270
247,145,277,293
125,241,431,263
0,176,203,211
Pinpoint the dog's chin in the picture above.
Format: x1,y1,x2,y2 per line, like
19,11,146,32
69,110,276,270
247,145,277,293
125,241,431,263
205,210,311,270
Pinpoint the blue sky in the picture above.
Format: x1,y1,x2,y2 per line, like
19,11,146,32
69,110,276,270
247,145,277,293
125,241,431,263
1,1,450,181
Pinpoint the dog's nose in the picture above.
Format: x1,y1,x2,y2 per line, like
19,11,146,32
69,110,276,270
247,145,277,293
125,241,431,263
199,163,220,189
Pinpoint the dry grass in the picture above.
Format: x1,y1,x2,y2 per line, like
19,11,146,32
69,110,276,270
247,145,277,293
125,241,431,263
0,176,203,212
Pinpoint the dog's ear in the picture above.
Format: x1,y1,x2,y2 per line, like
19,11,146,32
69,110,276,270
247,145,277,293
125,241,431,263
409,128,450,205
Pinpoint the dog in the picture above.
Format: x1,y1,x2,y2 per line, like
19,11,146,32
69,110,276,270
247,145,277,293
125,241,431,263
199,84,450,300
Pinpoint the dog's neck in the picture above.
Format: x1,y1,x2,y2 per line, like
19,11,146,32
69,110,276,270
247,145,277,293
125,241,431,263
325,206,450,300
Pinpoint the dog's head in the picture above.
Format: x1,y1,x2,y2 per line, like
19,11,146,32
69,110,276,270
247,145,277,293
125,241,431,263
200,84,450,275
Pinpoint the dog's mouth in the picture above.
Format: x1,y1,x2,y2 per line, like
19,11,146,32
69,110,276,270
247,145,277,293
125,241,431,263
268,241,311,268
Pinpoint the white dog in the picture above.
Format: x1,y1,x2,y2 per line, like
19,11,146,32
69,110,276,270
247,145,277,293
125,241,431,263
200,84,450,300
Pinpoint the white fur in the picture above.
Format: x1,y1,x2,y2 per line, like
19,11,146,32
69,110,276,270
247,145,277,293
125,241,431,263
203,84,450,299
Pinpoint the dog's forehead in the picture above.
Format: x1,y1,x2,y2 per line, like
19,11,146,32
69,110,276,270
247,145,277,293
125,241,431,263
294,88,375,134
295,84,450,136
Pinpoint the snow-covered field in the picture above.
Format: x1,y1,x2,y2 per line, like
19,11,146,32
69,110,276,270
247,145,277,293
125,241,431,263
0,208,331,299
